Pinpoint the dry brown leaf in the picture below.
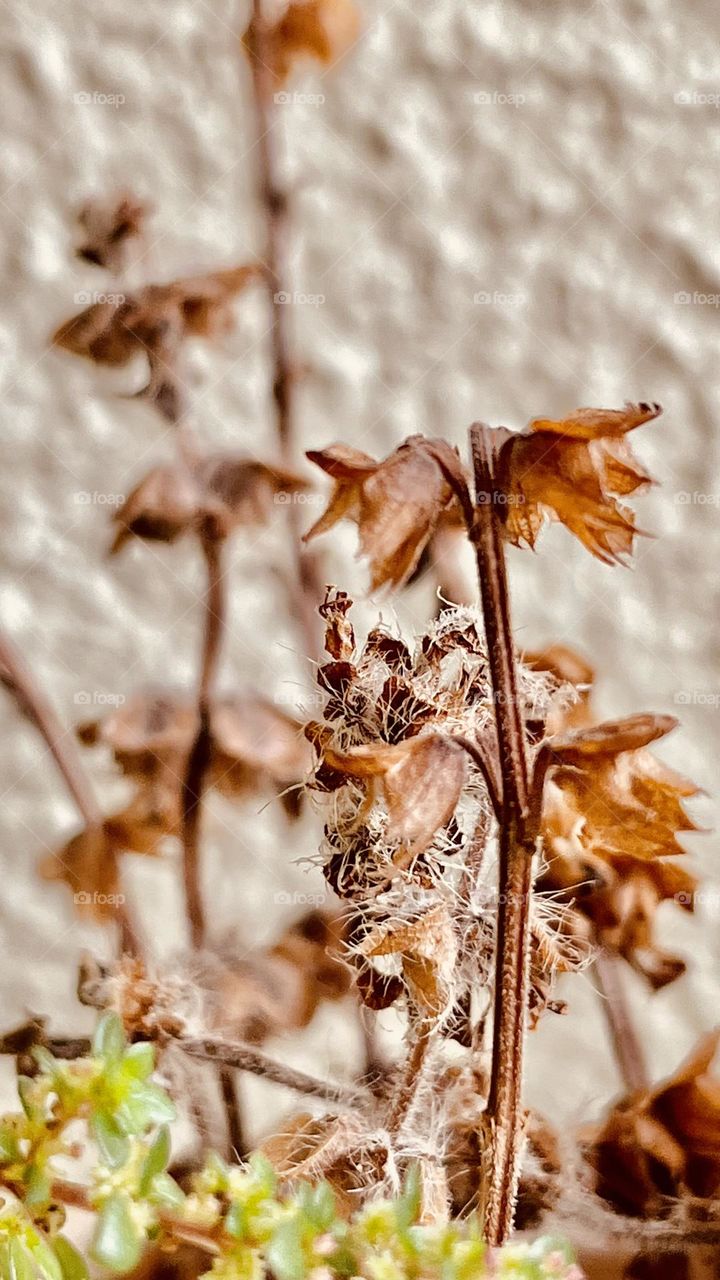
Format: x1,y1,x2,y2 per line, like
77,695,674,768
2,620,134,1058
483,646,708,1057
53,264,261,422
540,712,702,987
304,436,468,590
319,586,355,661
324,733,467,855
361,904,457,1018
40,824,120,922
245,0,361,85
76,192,149,270
493,401,661,564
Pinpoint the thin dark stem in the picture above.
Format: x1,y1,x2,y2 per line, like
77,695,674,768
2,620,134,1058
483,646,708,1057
179,1037,372,1108
467,422,535,1247
180,532,247,1156
0,625,139,955
181,533,224,948
595,948,648,1093
245,0,321,664
0,628,101,828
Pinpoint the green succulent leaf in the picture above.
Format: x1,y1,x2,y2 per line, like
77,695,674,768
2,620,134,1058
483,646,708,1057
120,1043,154,1082
266,1217,305,1280
52,1237,89,1280
92,1196,143,1275
91,1110,130,1169
92,1014,126,1064
139,1127,171,1195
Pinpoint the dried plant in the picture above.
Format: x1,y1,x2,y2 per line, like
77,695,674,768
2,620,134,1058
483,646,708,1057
0,2,716,1277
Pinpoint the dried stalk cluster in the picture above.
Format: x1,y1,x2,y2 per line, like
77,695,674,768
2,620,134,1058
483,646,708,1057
0,2,716,1277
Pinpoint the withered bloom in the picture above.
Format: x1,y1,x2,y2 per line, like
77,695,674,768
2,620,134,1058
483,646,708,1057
44,690,309,919
492,401,661,563
76,192,149,270
306,590,579,1023
53,264,261,421
590,1030,720,1216
110,457,308,553
304,437,468,589
540,705,701,988
243,0,361,85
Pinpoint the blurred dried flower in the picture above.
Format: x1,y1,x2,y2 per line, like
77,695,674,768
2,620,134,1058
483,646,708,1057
76,192,150,270
244,0,361,85
590,1030,720,1216
53,264,261,421
110,457,309,553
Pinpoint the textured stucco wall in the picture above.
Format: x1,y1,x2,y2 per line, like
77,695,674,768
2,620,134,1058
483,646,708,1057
1,0,719,1128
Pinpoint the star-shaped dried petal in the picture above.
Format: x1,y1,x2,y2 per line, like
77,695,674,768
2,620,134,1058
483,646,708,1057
493,401,661,564
305,436,468,589
360,905,457,1017
76,192,149,270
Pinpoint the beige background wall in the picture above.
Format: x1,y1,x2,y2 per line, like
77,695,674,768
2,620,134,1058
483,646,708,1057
1,0,719,1128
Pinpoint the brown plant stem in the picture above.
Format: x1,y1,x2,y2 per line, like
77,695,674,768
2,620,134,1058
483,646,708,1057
245,0,321,665
594,948,648,1093
0,625,139,955
178,1037,372,1108
468,422,534,1247
385,1017,434,1137
180,530,246,1158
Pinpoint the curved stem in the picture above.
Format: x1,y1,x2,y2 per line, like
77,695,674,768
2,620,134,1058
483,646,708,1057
594,948,648,1093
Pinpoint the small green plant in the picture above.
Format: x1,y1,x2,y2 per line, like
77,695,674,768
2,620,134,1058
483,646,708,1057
0,1014,580,1280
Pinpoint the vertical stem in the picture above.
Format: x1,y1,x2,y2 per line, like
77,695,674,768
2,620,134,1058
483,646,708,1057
180,531,247,1159
386,1017,434,1137
594,949,648,1093
245,0,321,664
468,423,534,1246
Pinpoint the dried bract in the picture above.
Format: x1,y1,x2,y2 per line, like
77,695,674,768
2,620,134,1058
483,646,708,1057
492,401,661,563
76,192,149,270
244,0,361,85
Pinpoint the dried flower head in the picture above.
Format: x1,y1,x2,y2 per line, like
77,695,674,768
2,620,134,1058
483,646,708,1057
53,264,262,421
304,438,467,589
491,401,661,563
540,709,701,987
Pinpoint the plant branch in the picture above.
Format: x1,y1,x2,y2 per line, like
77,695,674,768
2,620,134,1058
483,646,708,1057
178,1037,372,1109
385,1018,435,1138
467,422,534,1247
594,948,648,1093
245,0,321,665
0,625,139,955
